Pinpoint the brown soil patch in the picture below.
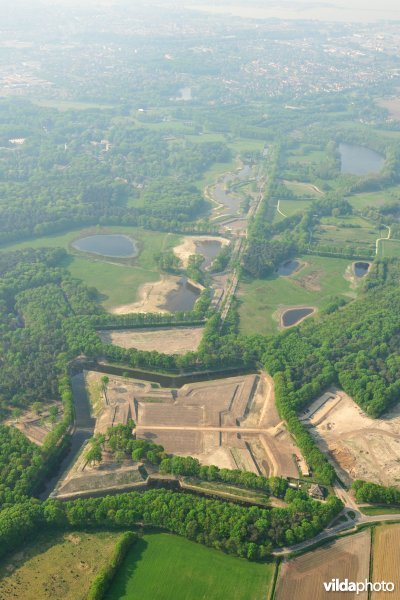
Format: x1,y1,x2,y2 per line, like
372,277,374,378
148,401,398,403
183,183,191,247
276,531,371,600
305,389,400,486
293,269,322,292
98,326,204,354
110,275,179,314
5,402,64,446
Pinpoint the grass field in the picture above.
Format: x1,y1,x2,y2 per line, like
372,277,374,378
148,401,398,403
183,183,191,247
0,531,121,600
278,198,313,217
0,227,181,309
360,506,400,516
238,254,356,335
372,525,400,599
283,180,322,197
32,99,115,111
377,238,400,258
314,215,379,251
346,187,398,210
107,533,275,600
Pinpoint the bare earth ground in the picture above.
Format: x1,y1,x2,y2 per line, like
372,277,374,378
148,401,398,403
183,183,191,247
303,388,400,486
98,326,204,354
276,530,371,600
173,235,229,268
110,275,180,314
54,372,305,497
5,402,64,446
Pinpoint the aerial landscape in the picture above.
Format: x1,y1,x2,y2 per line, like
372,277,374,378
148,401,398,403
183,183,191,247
2,0,400,598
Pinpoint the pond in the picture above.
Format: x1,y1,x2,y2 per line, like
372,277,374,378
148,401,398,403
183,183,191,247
277,259,300,276
354,261,370,278
339,143,384,176
195,240,224,269
161,277,200,312
282,307,314,327
72,234,138,258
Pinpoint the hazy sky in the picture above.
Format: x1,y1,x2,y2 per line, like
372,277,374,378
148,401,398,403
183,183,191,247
183,1,400,23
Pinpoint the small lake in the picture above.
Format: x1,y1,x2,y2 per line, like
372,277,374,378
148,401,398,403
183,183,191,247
195,240,223,269
339,143,384,176
282,307,314,327
72,234,138,258
354,261,370,278
162,277,200,312
277,259,300,276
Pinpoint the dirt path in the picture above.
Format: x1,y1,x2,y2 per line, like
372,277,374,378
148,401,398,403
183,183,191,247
276,199,288,218
375,225,391,255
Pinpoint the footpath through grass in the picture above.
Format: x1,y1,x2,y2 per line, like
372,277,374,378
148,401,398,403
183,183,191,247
107,533,275,600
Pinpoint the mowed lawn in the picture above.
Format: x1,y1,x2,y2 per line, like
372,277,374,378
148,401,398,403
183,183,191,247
107,533,275,600
238,254,356,336
0,227,181,310
0,531,121,600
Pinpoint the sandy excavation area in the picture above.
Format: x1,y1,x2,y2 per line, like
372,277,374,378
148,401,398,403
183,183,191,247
71,371,305,479
131,372,304,477
98,326,204,354
302,388,400,486
173,235,230,268
110,275,180,314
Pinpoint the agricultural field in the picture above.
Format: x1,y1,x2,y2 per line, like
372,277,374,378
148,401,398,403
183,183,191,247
371,525,400,599
238,254,356,336
107,533,275,600
0,531,121,600
346,187,398,210
276,198,313,218
313,215,379,252
0,227,181,310
98,326,204,354
304,389,400,486
275,531,371,600
377,238,400,258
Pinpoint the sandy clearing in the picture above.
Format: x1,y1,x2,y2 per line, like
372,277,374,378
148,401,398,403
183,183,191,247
98,326,204,354
173,235,230,268
307,389,400,486
110,275,180,314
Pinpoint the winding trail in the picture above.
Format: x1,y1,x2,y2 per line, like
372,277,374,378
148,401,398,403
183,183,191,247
376,225,391,255
276,200,288,218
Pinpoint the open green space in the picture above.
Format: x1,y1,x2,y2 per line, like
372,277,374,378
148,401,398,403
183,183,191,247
182,478,271,506
314,215,379,251
238,254,356,336
346,187,398,210
359,506,400,516
283,180,322,197
107,533,275,600
278,198,313,217
31,99,115,111
0,530,121,600
377,238,400,258
0,227,181,310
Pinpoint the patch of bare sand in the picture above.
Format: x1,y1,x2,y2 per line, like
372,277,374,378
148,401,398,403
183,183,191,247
110,275,180,314
173,235,229,267
98,326,204,354
309,390,400,486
